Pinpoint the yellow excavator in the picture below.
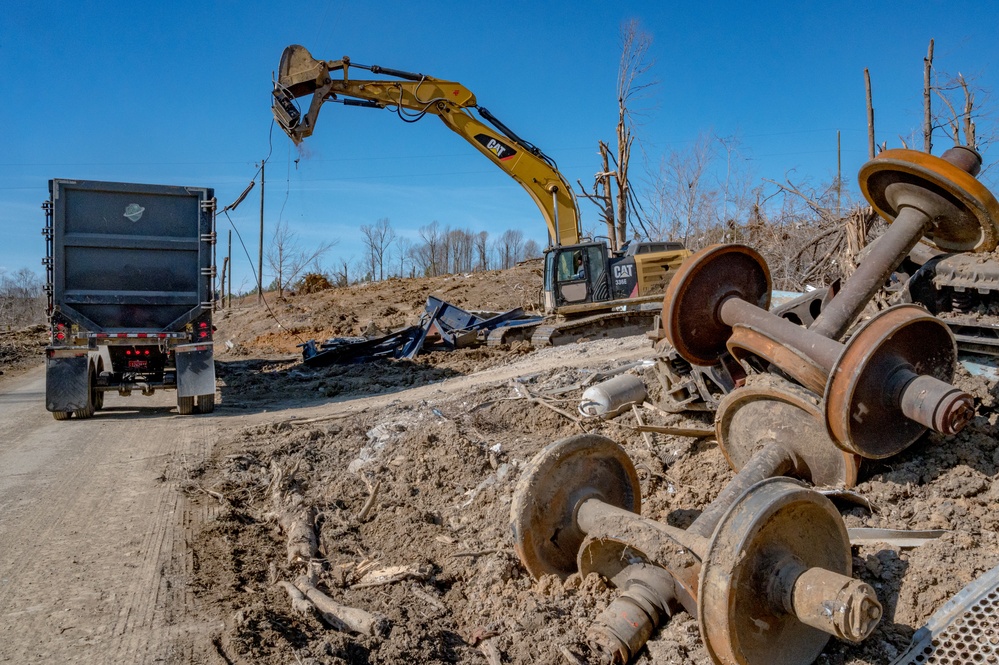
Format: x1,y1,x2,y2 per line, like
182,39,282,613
272,45,690,345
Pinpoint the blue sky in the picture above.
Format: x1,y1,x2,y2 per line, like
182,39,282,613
3,2,998,291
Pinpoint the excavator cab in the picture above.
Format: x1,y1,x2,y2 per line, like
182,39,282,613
543,243,614,311
543,241,689,315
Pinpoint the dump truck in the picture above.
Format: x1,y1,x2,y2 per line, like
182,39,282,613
42,179,217,419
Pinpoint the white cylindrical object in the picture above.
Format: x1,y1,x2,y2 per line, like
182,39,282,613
579,374,648,418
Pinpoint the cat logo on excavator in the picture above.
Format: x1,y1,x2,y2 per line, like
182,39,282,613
474,134,516,161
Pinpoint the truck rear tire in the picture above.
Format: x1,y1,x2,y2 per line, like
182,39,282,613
73,402,95,419
52,411,72,421
93,359,105,411
177,395,195,415
73,364,96,419
197,394,215,414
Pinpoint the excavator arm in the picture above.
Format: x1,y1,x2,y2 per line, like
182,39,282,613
272,45,581,246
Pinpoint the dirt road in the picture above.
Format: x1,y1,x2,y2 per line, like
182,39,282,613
0,366,221,664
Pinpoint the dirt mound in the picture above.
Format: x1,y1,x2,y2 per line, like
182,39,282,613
188,265,999,664
0,324,48,378
213,261,542,360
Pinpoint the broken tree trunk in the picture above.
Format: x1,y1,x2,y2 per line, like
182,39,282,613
924,39,934,153
294,575,390,636
865,68,876,159
615,105,632,249
268,460,318,563
277,580,313,616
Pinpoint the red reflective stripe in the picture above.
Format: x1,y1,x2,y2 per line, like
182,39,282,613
84,332,185,338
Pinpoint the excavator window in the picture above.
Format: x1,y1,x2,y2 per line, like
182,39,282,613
585,245,610,301
557,251,585,281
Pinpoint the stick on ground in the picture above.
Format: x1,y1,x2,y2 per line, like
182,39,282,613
294,576,390,637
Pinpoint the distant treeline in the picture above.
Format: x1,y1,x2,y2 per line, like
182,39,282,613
266,220,545,294
0,268,45,329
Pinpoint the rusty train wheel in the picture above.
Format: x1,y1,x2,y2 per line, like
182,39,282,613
716,380,861,488
825,304,958,458
698,477,852,665
663,244,771,367
510,434,641,580
859,148,999,252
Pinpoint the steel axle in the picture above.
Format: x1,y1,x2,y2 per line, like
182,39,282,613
811,146,999,340
664,243,973,458
662,147,999,456
511,434,881,665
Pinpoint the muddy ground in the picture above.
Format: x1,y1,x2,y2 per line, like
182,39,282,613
182,261,999,665
6,260,998,664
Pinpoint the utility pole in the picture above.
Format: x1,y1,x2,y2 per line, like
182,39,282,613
258,160,265,303
227,229,232,309
837,130,842,217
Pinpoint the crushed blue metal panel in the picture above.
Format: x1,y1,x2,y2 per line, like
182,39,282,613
426,296,480,335
401,301,443,359
960,355,999,381
298,296,541,366
300,327,421,367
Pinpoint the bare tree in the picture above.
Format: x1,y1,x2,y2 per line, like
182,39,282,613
933,71,984,149
753,174,873,290
360,218,396,281
265,221,337,298
578,19,658,249
416,221,445,277
523,239,542,260
474,231,490,271
447,228,475,273
644,133,717,245
496,229,525,269
0,268,45,329
333,257,353,287
578,142,617,245
394,237,413,278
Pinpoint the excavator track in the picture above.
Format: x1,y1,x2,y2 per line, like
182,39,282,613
530,309,659,348
486,321,541,347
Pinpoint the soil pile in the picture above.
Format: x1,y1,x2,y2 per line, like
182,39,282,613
187,265,999,664
0,324,47,376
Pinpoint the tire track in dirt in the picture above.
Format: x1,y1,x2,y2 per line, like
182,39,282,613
222,335,653,428
0,367,220,664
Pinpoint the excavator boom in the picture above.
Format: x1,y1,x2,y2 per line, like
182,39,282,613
272,45,580,246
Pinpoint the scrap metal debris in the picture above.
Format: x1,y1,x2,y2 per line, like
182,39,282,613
891,562,999,664
506,146,999,665
299,296,541,367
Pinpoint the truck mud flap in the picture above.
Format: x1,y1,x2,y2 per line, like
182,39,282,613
175,343,215,398
45,350,90,412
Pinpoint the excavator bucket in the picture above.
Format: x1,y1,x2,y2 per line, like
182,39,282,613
277,45,326,97
272,45,330,144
